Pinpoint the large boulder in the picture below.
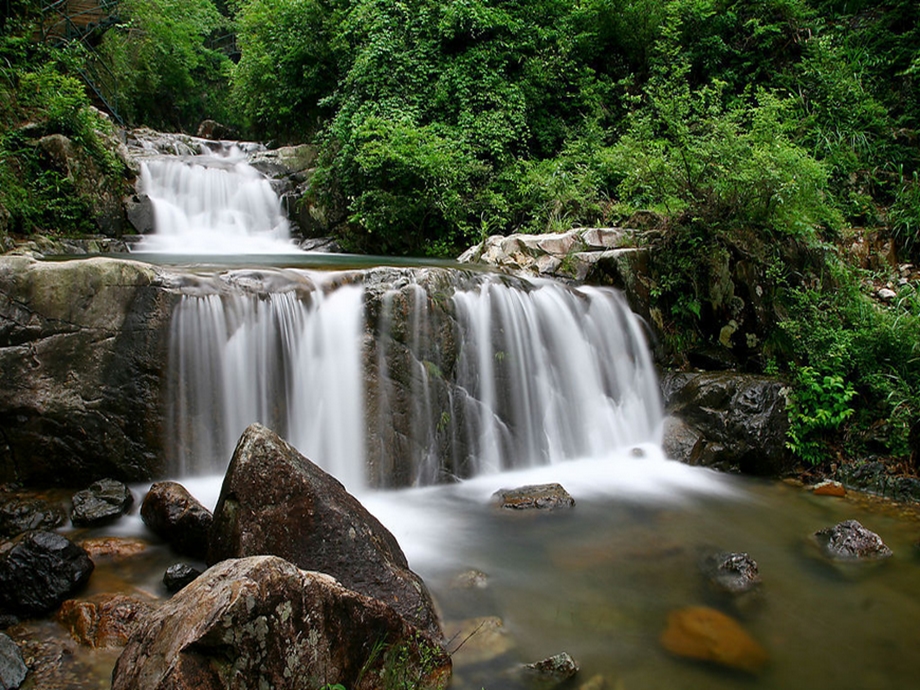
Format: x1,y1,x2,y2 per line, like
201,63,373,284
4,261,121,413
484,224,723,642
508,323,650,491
111,555,451,690
141,481,213,559
0,531,94,617
661,371,792,475
209,424,443,641
0,256,176,485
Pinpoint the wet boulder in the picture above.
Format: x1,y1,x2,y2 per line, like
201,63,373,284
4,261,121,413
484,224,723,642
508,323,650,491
814,520,893,560
492,483,575,511
661,371,791,476
0,531,94,617
111,555,451,690
0,493,66,538
0,631,27,690
162,563,202,593
56,593,154,648
208,423,443,641
70,478,134,527
140,481,212,559
660,606,768,673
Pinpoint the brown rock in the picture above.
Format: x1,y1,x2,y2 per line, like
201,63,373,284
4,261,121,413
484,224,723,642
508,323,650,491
56,593,154,648
813,480,846,497
141,481,212,558
111,555,451,690
660,606,768,673
492,483,575,510
78,536,149,560
208,423,442,640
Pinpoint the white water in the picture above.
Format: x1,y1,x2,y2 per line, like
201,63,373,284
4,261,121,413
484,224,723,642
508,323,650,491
132,146,298,254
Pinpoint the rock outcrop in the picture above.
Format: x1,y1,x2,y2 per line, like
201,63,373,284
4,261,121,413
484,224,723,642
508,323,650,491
112,556,451,690
208,423,443,641
0,256,176,485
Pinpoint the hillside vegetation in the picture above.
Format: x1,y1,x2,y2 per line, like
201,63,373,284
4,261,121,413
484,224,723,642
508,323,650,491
1,0,919,470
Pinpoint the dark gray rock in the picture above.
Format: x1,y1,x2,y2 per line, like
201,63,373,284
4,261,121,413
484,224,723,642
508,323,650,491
208,423,443,641
492,483,575,511
0,494,65,538
0,631,27,690
112,556,451,690
814,520,893,561
141,481,212,559
163,563,202,593
0,531,94,616
70,478,134,527
662,371,792,476
524,651,580,682
700,551,761,595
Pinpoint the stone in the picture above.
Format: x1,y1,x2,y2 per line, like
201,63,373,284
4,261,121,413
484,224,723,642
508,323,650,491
208,423,443,640
661,416,703,465
450,569,489,590
111,556,451,690
163,563,202,593
70,478,134,527
700,551,761,595
0,494,66,538
814,520,893,560
0,531,94,617
77,536,148,560
492,483,575,511
141,481,213,559
524,651,580,681
813,480,846,497
661,371,792,475
660,606,768,673
442,617,513,666
0,631,28,690
56,593,154,648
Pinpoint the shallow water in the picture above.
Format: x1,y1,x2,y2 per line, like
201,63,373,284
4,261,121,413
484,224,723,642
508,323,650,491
20,454,920,689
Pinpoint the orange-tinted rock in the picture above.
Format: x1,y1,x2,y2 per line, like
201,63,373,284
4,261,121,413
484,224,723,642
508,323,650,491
813,481,846,497
660,606,768,673
57,593,154,648
78,536,149,560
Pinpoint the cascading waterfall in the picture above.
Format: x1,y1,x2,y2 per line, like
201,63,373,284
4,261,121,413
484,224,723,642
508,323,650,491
168,269,663,490
132,144,297,254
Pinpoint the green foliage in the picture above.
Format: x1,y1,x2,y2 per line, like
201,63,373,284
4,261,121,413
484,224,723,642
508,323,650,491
785,365,856,465
96,0,234,130
889,170,920,262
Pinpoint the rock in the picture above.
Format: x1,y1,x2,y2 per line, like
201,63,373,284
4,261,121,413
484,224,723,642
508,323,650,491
492,483,575,511
70,478,134,527
877,287,897,301
77,536,148,560
524,651,580,682
450,569,489,590
812,480,846,497
443,616,514,666
195,120,239,141
163,563,202,593
661,416,703,464
56,593,154,648
700,551,761,595
661,371,792,475
140,481,212,558
0,256,176,485
0,493,66,538
208,423,443,640
0,531,94,617
111,556,451,690
0,631,27,690
814,520,893,560
660,606,768,673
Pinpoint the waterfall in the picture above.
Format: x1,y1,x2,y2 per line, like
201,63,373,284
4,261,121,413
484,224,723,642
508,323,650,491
167,269,662,490
132,145,297,254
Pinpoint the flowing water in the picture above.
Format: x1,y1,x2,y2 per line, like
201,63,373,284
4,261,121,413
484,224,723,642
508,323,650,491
46,143,918,689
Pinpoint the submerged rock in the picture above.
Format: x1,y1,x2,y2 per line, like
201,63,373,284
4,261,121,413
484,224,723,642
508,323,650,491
56,593,154,648
524,651,580,682
443,616,514,666
492,483,575,511
70,478,134,527
140,481,212,559
208,423,443,641
111,556,451,690
660,606,768,673
0,631,27,690
814,520,893,560
0,531,94,617
700,551,762,595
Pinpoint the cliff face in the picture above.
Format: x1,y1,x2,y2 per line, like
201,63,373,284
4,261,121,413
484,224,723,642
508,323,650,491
0,256,177,485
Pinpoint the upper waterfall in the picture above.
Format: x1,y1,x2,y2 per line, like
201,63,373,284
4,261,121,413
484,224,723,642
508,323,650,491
131,143,298,254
